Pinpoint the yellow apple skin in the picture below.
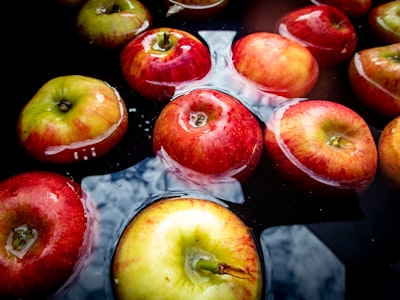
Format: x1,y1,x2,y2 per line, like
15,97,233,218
378,116,400,191
112,197,263,300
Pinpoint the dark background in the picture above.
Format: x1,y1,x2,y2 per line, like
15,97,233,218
3,0,400,299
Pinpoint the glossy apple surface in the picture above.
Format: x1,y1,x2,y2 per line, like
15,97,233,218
310,0,372,19
76,0,152,49
0,171,95,300
263,99,378,195
120,27,212,101
152,89,263,182
368,0,400,45
348,43,400,118
231,32,319,98
378,115,400,191
163,0,229,19
112,197,263,300
17,75,128,164
276,4,358,68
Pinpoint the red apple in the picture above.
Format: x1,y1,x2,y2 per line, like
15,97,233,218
0,171,97,300
378,115,400,192
348,43,400,118
263,99,378,196
17,75,128,164
310,0,373,19
276,4,358,68
112,197,263,300
368,0,400,45
76,0,152,50
120,27,212,101
231,32,319,98
152,89,263,182
163,0,229,19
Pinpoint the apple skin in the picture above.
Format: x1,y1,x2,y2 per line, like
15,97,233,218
76,0,152,50
276,4,358,68
231,32,319,98
152,89,264,182
163,0,229,19
263,99,378,196
348,43,400,118
310,0,373,19
0,171,94,300
17,75,128,164
368,1,400,45
378,115,400,192
112,197,263,300
120,27,212,101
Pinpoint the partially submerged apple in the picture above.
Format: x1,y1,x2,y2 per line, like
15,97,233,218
368,0,400,45
112,197,263,300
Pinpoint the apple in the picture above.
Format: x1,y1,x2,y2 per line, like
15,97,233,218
231,32,319,98
17,75,128,164
378,115,400,192
163,0,229,19
368,1,400,45
112,197,263,300
152,88,264,182
275,4,358,68
76,0,152,50
120,27,212,102
310,0,373,19
263,99,378,196
0,171,96,300
348,43,400,118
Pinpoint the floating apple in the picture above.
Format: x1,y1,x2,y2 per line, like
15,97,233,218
152,89,264,182
310,0,372,19
368,0,400,45
163,0,229,19
17,75,128,164
120,27,212,101
276,4,358,68
378,115,400,192
0,171,96,300
76,0,152,49
348,43,400,118
112,197,263,300
263,99,378,196
231,32,319,98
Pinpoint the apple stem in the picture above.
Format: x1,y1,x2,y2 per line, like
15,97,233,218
194,258,252,279
328,134,352,148
59,100,72,113
156,32,173,52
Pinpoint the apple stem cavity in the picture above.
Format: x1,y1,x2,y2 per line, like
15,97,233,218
387,53,400,63
194,257,252,279
6,224,38,259
58,99,72,113
155,32,173,51
328,134,352,148
189,112,208,128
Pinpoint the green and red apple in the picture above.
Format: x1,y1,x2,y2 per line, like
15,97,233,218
0,171,96,300
152,89,264,182
378,115,400,192
310,0,372,19
120,27,212,102
368,0,400,45
163,0,229,19
17,75,128,164
231,32,319,98
348,43,400,118
276,4,358,68
263,99,378,196
112,197,263,300
76,0,152,49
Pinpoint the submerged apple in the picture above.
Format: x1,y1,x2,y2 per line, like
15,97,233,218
368,0,400,45
112,197,263,300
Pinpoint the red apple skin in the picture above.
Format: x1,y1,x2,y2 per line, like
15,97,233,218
120,27,212,101
368,1,400,45
276,4,358,68
348,43,400,118
310,0,373,19
163,0,230,19
0,171,93,300
231,32,319,98
378,115,400,192
152,89,264,182
263,100,378,196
